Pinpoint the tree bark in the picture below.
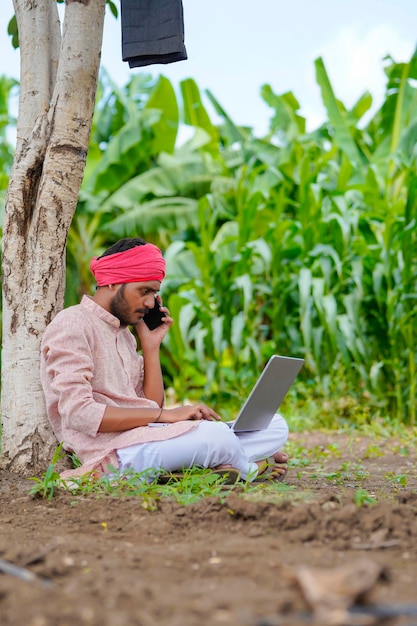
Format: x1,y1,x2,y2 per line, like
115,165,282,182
1,0,106,473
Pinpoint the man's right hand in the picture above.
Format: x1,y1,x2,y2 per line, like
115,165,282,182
162,405,221,423
99,403,221,432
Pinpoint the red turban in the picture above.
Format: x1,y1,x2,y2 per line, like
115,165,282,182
90,244,166,286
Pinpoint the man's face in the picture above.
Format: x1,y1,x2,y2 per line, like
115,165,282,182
109,281,161,326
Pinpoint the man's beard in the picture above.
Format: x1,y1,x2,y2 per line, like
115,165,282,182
109,285,145,326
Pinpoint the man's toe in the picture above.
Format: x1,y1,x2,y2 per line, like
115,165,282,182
274,451,289,463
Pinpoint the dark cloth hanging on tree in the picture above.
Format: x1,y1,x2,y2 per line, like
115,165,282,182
120,0,187,68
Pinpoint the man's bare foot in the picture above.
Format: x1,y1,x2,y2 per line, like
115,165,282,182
255,457,287,479
214,452,289,480
273,451,289,464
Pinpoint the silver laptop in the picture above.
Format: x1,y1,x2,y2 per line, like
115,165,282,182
227,355,304,432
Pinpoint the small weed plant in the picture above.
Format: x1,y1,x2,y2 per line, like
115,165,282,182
354,489,377,507
29,444,67,500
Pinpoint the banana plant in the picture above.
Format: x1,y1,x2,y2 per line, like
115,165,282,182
59,50,417,424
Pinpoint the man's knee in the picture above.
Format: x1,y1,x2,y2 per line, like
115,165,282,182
197,421,235,442
195,421,243,453
271,413,289,444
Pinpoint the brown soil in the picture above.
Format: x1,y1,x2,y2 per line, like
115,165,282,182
1,432,417,626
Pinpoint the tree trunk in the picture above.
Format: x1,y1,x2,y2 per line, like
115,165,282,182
1,0,106,473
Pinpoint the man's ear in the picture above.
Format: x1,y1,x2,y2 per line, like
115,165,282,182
107,283,124,293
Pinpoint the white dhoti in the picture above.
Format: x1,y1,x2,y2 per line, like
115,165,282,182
117,414,289,481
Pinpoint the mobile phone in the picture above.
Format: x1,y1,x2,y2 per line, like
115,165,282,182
143,298,166,330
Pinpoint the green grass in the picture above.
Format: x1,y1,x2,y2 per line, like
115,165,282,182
28,449,293,506
28,422,417,508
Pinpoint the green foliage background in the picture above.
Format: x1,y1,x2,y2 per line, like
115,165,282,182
1,48,417,429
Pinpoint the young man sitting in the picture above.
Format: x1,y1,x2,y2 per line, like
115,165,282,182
40,238,289,482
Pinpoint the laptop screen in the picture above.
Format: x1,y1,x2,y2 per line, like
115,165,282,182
231,355,304,432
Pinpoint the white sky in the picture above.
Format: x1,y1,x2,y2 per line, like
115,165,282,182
1,0,416,134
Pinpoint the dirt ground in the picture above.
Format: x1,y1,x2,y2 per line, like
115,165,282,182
1,431,417,626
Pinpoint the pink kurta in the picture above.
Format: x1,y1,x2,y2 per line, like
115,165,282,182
40,295,197,477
